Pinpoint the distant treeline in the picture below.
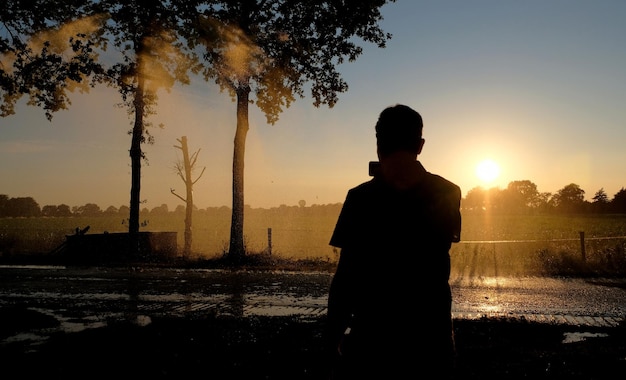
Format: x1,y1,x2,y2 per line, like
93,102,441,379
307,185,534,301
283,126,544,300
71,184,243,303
463,181,626,214
1,180,626,218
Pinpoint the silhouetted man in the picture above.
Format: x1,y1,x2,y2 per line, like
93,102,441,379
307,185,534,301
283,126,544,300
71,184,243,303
326,104,461,379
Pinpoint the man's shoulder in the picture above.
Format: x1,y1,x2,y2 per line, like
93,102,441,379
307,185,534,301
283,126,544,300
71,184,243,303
347,175,460,196
346,179,376,195
425,172,461,197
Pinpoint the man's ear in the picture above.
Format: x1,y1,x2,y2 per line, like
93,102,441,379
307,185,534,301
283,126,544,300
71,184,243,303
417,138,425,154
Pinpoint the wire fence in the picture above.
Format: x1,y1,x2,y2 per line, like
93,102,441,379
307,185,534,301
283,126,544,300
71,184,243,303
451,234,626,277
242,227,626,264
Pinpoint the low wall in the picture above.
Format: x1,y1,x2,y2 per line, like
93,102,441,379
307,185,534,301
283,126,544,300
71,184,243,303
64,231,178,264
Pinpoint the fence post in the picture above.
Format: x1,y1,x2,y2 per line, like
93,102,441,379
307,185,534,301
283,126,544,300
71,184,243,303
579,231,586,262
267,227,272,255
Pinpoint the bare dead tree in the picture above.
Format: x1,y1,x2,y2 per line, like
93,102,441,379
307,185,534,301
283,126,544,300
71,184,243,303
171,136,206,258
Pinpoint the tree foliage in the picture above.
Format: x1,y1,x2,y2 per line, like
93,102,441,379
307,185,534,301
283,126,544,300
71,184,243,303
0,0,105,119
613,188,626,214
552,183,586,213
500,180,540,213
188,0,393,123
0,196,40,217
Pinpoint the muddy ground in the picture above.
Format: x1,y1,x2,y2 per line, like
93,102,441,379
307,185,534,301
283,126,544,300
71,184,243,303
1,307,625,379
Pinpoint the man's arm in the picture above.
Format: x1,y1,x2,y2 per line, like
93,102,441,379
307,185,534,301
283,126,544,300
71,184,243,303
326,248,356,353
449,184,462,243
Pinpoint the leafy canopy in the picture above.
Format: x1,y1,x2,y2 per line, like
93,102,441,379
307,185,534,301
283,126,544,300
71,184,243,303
187,0,394,124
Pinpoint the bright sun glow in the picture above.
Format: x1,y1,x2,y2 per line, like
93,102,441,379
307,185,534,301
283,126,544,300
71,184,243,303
476,159,501,184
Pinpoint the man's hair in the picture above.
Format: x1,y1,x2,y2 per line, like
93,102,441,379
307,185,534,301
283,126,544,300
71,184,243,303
375,104,423,156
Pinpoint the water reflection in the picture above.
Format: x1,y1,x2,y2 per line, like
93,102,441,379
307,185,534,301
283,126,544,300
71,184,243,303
223,272,245,317
562,331,609,344
2,266,625,348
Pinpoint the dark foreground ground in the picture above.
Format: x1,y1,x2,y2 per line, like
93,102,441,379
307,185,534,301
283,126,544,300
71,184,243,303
1,308,625,379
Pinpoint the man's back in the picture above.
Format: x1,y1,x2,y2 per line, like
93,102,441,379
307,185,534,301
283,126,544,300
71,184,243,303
326,105,461,379
330,169,461,318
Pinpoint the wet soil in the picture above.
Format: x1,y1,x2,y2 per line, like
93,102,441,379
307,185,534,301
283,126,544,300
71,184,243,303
1,260,625,378
1,308,625,379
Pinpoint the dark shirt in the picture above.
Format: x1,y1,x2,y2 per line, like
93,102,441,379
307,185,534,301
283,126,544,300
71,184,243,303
326,162,461,376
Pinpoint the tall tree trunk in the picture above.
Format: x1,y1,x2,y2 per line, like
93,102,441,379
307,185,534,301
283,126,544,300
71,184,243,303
128,76,145,259
228,85,250,264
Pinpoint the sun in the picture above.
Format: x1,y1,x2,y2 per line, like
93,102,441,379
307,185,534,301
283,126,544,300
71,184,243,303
475,159,501,184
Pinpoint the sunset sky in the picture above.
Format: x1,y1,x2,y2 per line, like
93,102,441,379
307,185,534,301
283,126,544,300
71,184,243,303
2,1,625,210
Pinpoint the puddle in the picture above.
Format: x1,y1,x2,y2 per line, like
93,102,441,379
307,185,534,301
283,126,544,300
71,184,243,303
562,331,609,344
243,305,326,317
2,332,46,345
0,265,66,270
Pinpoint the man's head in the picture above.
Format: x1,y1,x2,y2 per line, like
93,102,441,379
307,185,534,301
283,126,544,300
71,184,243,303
375,104,424,158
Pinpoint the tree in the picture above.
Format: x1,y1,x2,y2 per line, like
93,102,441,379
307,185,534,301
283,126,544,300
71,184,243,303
74,203,102,216
117,205,130,220
501,180,540,213
611,187,626,214
3,197,41,217
462,186,487,212
552,183,586,213
41,205,58,217
188,0,395,263
86,0,198,257
0,194,8,217
591,188,610,213
149,204,169,215
535,192,554,213
104,205,119,216
40,204,72,217
58,204,72,216
171,135,206,257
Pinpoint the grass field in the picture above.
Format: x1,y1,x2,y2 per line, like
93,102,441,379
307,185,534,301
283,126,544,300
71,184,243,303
1,209,625,276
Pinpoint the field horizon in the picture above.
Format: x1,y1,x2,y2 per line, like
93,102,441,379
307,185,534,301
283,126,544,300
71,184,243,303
1,210,625,277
